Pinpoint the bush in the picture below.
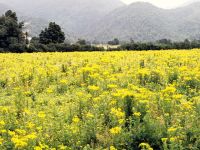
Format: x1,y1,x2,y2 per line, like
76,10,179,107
27,44,38,53
9,43,26,53
34,43,49,52
0,48,5,53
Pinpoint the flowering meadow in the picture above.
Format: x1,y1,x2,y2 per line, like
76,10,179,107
0,50,200,150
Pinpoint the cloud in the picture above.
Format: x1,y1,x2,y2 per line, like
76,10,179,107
121,0,196,9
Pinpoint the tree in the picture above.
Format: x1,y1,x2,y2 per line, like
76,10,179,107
108,38,120,45
39,22,65,44
0,10,25,51
157,39,171,45
183,39,191,49
5,10,18,21
76,39,87,45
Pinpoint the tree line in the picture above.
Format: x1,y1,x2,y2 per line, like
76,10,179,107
119,39,200,51
0,10,103,53
1,10,200,53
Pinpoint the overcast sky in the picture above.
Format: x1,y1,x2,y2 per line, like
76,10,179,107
121,0,198,9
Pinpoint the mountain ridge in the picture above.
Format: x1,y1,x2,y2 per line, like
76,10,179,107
1,1,200,42
88,1,200,41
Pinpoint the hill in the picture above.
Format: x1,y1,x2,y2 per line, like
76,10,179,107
89,2,200,41
1,1,200,42
0,0,125,40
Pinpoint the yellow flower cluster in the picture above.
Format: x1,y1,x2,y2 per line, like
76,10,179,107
0,50,199,149
88,85,100,91
110,127,122,135
110,108,125,118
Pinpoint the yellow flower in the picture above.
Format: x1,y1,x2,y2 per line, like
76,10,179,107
60,79,67,84
15,129,26,135
110,146,117,150
111,108,125,118
112,93,121,97
34,147,42,150
26,122,35,129
77,92,84,97
0,120,5,126
38,111,46,118
72,116,80,123
36,126,43,132
93,97,101,102
139,143,153,150
162,85,176,95
0,138,3,145
118,119,124,124
11,137,27,148
8,130,15,136
109,100,117,105
88,85,100,91
70,126,79,134
24,109,31,115
181,102,193,110
0,130,6,133
26,132,37,140
89,73,100,79
86,112,94,118
107,84,117,89
173,94,183,100
183,76,192,81
24,91,31,96
110,127,122,135
161,138,168,143
46,88,53,93
38,142,49,149
137,68,150,76
134,112,141,117
170,137,176,142
59,144,67,150
168,127,177,133
35,143,51,150
45,134,50,138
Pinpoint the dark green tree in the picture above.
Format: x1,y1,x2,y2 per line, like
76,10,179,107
39,22,65,44
157,39,171,45
0,10,25,51
5,10,18,21
76,39,87,45
108,38,120,45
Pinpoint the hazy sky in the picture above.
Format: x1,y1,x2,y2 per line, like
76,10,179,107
121,0,198,9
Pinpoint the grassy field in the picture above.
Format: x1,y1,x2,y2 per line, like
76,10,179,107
0,50,200,150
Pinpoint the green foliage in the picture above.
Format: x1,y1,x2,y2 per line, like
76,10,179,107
39,22,65,44
76,39,87,45
120,39,200,51
29,38,104,52
0,10,25,52
108,38,120,45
